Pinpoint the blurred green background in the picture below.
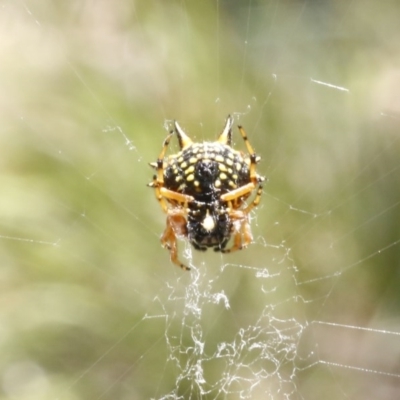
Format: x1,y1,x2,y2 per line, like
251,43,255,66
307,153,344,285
1,0,400,399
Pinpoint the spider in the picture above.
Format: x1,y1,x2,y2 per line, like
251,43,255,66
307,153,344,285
148,115,264,270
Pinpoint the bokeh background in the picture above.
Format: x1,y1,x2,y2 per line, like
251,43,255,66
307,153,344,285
1,0,400,399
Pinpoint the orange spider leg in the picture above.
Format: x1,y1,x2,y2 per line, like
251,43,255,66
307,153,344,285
160,188,194,204
160,208,190,270
221,181,263,212
238,125,259,184
151,186,193,269
221,209,253,253
148,181,193,213
156,132,173,186
220,182,255,202
243,182,263,214
220,182,263,253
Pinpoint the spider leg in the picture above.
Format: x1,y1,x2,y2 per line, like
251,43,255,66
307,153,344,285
243,182,263,214
221,210,253,254
220,123,264,208
220,182,255,202
156,131,174,186
220,181,263,254
152,187,194,213
238,125,262,186
148,179,170,213
148,132,174,211
160,188,194,204
161,209,190,271
221,181,263,212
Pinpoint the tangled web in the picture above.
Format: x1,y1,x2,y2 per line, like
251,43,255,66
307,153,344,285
147,240,306,399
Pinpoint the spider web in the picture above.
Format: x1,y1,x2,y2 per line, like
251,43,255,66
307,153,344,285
1,1,400,399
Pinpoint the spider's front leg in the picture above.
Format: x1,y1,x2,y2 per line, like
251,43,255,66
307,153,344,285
161,208,190,271
221,209,253,254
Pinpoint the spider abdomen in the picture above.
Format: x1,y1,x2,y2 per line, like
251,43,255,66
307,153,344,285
164,142,250,202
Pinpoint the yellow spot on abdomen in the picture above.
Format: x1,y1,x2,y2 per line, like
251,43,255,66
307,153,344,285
185,165,195,174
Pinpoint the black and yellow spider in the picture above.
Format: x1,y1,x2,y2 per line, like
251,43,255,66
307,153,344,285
148,115,264,270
